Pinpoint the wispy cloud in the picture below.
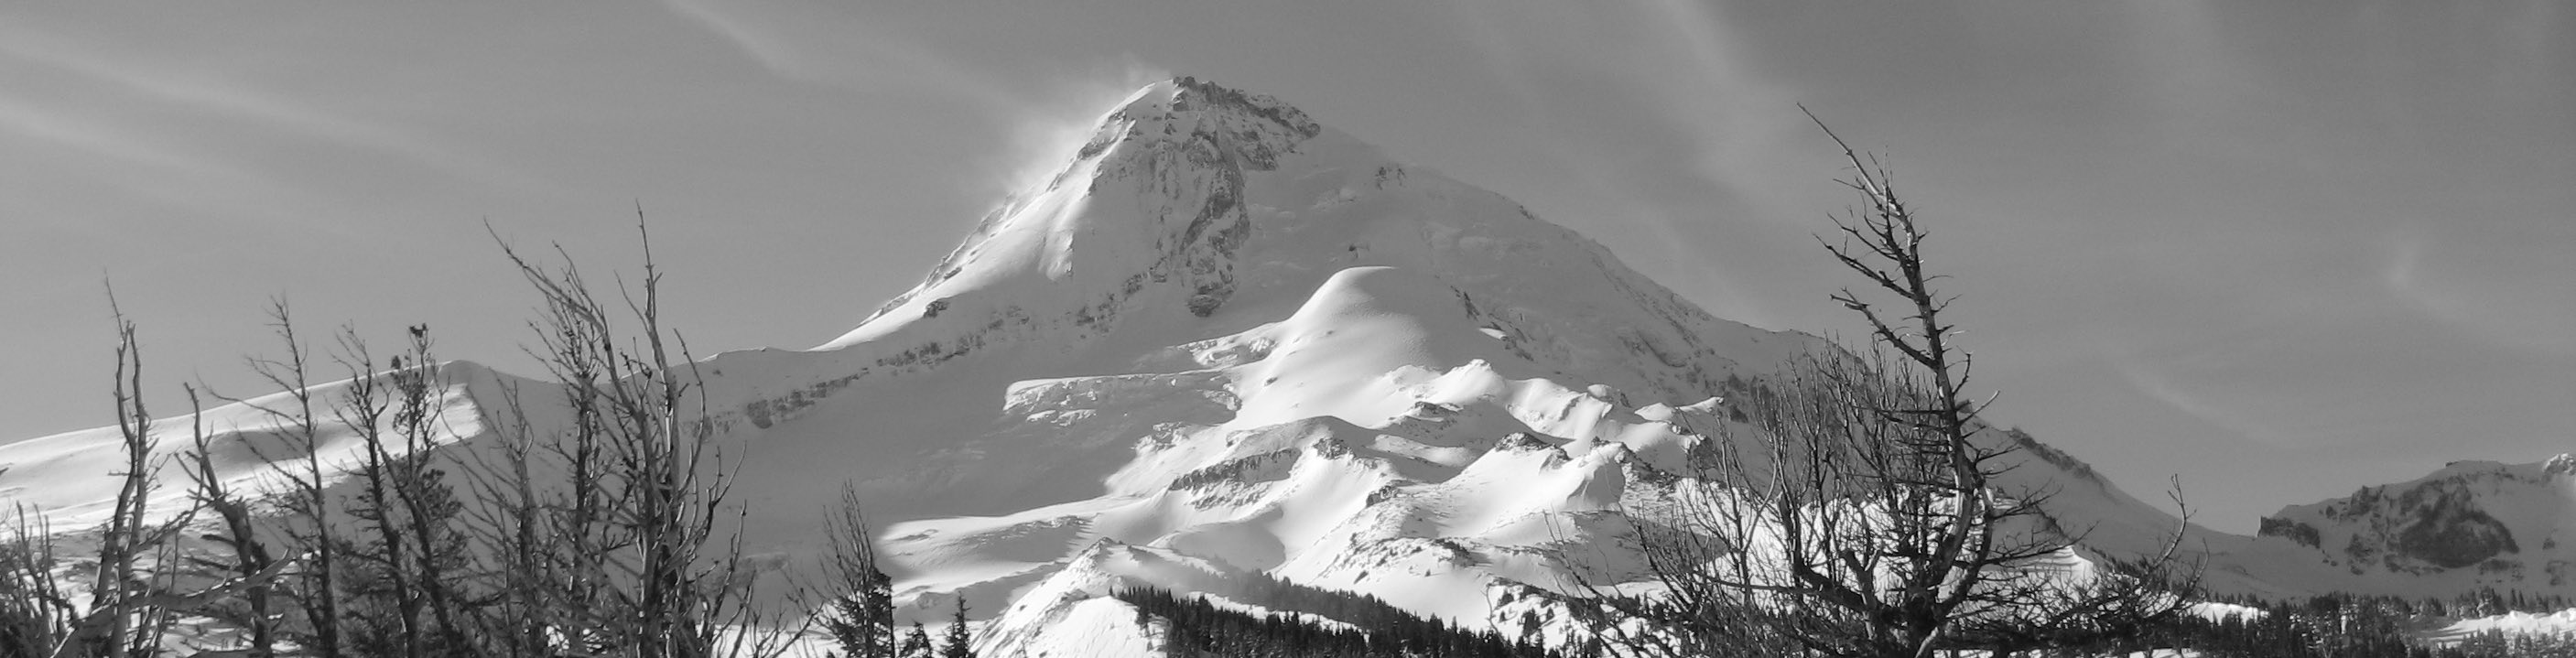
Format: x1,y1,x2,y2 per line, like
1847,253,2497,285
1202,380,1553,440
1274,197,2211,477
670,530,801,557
658,0,806,81
2110,348,2297,447
656,0,1169,200
1434,0,1813,328
0,26,525,189
656,0,1020,107
0,92,230,176
1634,0,1812,200
0,87,313,232
2383,235,2576,358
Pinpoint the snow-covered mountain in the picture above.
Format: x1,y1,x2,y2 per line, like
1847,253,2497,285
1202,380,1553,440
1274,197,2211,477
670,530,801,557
0,77,2558,653
2257,456,2576,590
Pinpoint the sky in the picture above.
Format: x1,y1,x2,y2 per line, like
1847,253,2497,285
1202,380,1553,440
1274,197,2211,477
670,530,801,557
0,2,2568,532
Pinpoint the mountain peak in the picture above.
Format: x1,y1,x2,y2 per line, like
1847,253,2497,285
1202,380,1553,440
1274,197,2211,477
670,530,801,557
816,78,1318,350
817,77,1811,405
1079,77,1322,171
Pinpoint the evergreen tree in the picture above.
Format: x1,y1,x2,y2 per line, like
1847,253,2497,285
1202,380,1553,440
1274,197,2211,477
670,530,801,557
337,335,481,658
941,599,976,658
826,575,897,658
901,620,933,658
1111,586,1568,658
824,483,897,658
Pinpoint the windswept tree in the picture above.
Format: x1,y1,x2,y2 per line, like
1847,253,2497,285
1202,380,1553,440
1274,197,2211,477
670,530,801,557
1589,113,2198,658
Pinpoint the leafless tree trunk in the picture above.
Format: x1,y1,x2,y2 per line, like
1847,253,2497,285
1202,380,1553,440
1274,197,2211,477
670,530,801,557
21,221,822,657
73,291,200,658
228,299,349,657
23,290,333,658
467,213,799,658
93,296,157,658
459,377,557,657
179,385,282,658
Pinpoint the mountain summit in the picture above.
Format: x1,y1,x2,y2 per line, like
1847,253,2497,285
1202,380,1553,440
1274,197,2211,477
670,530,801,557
0,78,2557,654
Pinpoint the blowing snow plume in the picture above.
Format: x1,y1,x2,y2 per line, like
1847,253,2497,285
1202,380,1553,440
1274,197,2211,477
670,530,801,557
985,61,1173,205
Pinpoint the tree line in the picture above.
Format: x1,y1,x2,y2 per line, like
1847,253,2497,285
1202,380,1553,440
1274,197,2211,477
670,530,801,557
2138,594,2576,658
1114,586,1563,658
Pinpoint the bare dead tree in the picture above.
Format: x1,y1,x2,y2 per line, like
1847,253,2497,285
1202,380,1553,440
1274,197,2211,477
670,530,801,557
1586,113,2198,658
92,292,158,658
0,506,80,656
463,213,798,658
179,384,284,658
0,294,310,658
328,326,436,658
1802,109,2196,655
472,247,630,654
224,298,350,657
70,289,201,658
221,309,497,658
17,220,818,656
18,289,338,658
1962,492,2204,658
298,324,483,658
457,375,557,658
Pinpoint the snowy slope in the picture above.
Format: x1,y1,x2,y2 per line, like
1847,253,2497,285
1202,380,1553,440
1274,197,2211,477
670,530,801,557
0,77,2540,655
0,360,540,529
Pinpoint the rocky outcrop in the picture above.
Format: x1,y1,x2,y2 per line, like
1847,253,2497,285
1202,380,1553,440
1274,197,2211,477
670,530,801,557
2260,457,2574,584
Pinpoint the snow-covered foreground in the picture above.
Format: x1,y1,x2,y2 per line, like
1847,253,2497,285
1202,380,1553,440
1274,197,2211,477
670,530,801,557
2424,609,2576,646
4,78,2570,656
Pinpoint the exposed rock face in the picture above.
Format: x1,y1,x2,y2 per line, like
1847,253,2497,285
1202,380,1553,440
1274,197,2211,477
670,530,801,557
2259,517,2323,549
2391,481,2521,569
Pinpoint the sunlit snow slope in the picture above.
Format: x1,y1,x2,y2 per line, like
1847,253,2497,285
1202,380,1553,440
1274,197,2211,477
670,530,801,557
2,78,2543,655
